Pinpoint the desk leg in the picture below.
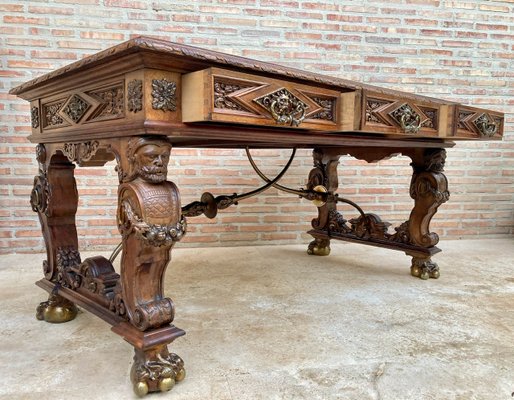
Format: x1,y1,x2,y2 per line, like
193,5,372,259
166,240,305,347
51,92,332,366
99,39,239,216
305,147,449,280
307,148,341,256
31,144,79,323
113,137,187,396
405,148,450,279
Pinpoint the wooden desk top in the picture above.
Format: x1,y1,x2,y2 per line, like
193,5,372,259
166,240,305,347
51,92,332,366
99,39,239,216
10,36,503,148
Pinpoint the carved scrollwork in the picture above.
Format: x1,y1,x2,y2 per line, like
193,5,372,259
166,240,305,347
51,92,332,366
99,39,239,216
62,141,99,164
310,97,336,121
128,79,143,113
365,99,391,125
88,85,124,120
30,174,50,215
43,101,66,127
348,214,391,240
327,210,350,234
55,246,82,289
133,298,175,331
213,80,247,111
110,285,127,318
152,79,177,111
71,256,120,298
31,145,51,215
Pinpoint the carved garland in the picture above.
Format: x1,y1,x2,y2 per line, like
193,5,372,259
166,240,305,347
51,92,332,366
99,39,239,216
122,201,187,247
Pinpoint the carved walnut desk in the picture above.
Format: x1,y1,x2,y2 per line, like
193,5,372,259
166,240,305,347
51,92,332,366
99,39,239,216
9,37,503,396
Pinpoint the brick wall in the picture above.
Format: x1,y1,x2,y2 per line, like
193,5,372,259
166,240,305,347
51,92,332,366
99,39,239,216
1,0,513,254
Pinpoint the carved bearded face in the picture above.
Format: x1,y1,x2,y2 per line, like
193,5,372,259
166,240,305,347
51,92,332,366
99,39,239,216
426,149,446,172
134,143,171,183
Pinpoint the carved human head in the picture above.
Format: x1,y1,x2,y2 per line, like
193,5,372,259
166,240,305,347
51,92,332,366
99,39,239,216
425,149,446,172
128,137,172,183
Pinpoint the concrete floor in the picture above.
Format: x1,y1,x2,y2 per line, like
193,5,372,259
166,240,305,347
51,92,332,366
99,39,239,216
0,238,513,400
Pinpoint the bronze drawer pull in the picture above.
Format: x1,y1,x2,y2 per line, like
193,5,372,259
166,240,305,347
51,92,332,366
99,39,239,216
475,114,498,137
270,93,307,127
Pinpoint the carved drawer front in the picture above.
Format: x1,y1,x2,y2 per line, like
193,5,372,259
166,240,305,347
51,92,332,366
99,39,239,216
361,91,448,137
454,105,503,139
182,68,341,130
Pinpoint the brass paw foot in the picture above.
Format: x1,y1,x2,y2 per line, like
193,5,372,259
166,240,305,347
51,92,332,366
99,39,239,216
36,293,78,323
307,238,331,256
131,346,185,397
411,257,440,280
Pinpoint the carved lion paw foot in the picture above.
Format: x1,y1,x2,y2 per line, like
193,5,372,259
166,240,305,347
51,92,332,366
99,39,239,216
411,257,440,280
307,239,331,256
36,293,78,323
131,348,185,397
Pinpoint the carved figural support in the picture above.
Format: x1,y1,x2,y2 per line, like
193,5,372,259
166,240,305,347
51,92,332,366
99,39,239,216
115,137,186,395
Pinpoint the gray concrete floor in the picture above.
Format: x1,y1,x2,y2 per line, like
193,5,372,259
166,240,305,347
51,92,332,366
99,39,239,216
0,238,513,400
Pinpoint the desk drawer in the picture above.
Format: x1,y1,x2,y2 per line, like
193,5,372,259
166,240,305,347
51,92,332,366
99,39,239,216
182,67,342,131
454,105,503,139
360,90,448,137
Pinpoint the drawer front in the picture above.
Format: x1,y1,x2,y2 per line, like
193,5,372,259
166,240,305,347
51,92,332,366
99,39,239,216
454,106,503,139
182,68,342,131
361,91,447,137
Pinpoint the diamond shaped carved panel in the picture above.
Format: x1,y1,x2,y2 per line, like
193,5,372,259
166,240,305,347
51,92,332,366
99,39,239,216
61,94,91,123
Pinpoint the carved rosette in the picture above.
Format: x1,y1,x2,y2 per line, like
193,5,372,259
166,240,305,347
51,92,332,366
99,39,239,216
128,79,143,113
30,175,50,215
152,79,177,111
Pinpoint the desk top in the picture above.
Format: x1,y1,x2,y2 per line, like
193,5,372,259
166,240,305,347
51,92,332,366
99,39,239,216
10,36,503,148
